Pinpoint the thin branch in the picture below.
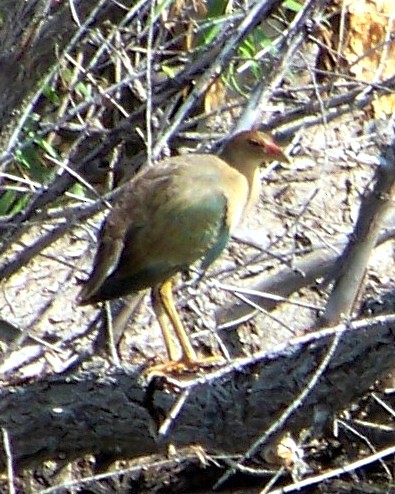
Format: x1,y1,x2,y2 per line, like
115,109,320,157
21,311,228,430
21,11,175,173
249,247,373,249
267,444,395,494
214,329,344,489
319,126,395,326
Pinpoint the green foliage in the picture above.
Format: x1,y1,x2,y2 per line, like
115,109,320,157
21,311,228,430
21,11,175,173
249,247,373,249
224,0,301,94
0,114,60,216
42,84,61,105
283,0,303,13
161,64,178,78
199,0,226,45
69,182,87,198
0,189,30,217
15,125,57,183
185,0,296,94
0,58,97,217
75,80,92,99
60,68,92,99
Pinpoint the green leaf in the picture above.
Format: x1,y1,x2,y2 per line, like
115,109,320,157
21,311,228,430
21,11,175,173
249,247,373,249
201,22,221,45
161,65,177,78
69,182,87,198
15,145,55,183
0,190,30,216
283,0,303,13
42,84,61,105
36,138,58,159
60,68,74,84
198,0,226,46
0,190,16,215
75,81,91,99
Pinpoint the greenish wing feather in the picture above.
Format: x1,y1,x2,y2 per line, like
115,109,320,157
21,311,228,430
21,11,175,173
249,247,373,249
175,190,230,269
201,222,230,269
111,192,229,289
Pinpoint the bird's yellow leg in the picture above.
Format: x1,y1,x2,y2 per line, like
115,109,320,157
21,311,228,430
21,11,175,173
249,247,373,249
158,280,198,364
148,281,224,375
151,286,181,362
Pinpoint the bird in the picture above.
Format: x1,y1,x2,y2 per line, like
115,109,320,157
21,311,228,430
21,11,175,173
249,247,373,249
78,130,290,369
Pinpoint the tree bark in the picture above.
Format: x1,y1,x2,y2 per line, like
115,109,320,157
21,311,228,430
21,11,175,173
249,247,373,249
1,315,394,471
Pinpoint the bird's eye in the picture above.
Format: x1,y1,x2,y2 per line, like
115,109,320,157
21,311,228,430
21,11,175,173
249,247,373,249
249,139,262,147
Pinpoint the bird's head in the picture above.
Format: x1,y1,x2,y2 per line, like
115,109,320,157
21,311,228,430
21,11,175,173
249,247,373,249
220,130,291,171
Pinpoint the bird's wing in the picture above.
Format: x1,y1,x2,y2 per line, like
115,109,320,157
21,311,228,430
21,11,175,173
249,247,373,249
78,228,124,304
118,185,230,276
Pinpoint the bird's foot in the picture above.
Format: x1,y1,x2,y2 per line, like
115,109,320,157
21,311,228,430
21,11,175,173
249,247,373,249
143,354,225,378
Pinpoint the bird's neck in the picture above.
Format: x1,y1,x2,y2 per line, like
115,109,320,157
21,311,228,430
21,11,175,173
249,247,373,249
219,149,261,208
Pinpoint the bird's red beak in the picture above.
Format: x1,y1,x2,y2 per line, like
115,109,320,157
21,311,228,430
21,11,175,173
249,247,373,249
265,140,291,164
